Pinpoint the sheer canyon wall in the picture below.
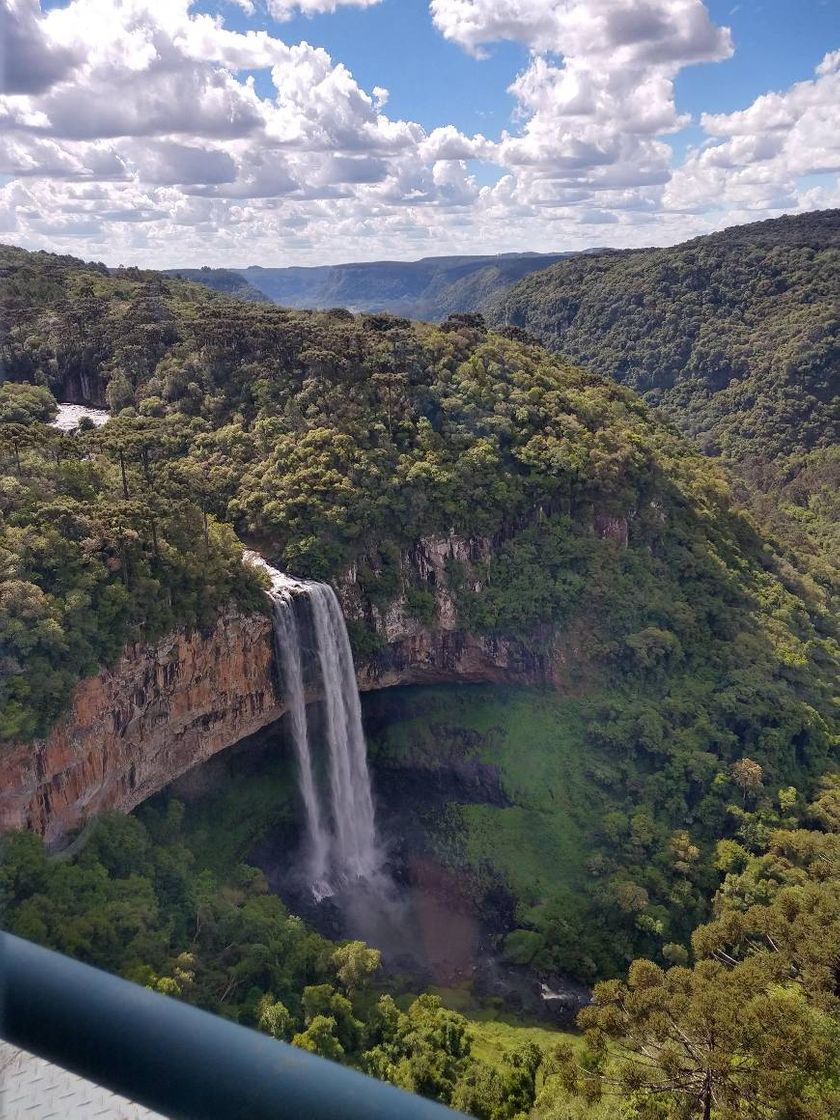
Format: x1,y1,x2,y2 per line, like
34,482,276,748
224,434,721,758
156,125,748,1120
1,533,596,844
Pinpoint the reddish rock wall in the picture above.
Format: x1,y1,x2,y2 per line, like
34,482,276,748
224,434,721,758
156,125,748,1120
0,533,585,845
0,610,281,846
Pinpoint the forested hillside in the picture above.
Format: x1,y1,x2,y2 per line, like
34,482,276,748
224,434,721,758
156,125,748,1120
1,240,838,1118
164,267,271,303
490,211,838,463
3,769,837,1117
490,213,840,593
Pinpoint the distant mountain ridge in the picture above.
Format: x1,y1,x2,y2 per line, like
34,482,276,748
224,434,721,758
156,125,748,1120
163,267,271,303
167,251,594,319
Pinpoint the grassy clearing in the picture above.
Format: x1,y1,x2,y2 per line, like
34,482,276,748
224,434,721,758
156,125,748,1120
467,1017,576,1065
148,682,623,973
459,1010,615,1120
368,685,615,906
157,684,612,904
393,979,579,1067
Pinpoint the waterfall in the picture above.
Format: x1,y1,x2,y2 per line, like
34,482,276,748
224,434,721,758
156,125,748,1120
269,581,331,893
244,552,381,898
308,585,380,883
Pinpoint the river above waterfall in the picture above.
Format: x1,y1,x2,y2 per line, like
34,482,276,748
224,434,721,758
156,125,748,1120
51,403,110,431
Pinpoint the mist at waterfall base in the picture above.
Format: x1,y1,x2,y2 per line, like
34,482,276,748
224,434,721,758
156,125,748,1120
247,553,472,980
254,705,484,986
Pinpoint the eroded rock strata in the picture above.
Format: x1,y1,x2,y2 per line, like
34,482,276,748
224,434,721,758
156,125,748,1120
0,610,279,844
0,533,591,844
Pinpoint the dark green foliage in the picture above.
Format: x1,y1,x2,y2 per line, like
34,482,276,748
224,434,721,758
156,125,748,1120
0,223,837,1116
549,791,840,1120
363,993,473,1102
1,239,837,835
0,382,57,425
0,810,342,1025
369,676,835,983
0,415,265,740
0,811,542,1115
490,210,839,464
452,1043,542,1120
488,209,840,681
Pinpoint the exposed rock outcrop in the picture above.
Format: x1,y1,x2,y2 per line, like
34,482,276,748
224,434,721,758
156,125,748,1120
0,610,280,845
0,535,571,845
340,535,555,690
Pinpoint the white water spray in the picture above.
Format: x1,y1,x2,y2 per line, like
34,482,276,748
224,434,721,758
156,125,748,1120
51,403,110,431
245,552,381,898
308,584,380,883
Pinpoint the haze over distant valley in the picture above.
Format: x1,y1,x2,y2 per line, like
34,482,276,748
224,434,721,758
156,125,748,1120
166,251,588,319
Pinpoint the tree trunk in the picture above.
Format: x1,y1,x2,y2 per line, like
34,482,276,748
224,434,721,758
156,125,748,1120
119,544,130,590
702,1071,712,1120
119,449,129,499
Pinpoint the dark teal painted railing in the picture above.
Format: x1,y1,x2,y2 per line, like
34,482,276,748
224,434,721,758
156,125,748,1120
0,932,464,1119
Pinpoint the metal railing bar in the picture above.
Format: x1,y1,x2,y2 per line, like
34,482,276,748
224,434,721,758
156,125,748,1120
1,932,465,1120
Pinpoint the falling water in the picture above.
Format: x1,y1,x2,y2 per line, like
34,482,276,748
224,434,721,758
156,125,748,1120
245,552,381,898
308,584,380,883
270,585,332,893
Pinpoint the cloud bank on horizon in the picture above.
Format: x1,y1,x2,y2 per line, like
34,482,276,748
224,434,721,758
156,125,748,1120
0,0,838,267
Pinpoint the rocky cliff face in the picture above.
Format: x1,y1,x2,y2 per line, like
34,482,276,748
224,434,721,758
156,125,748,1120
0,533,589,845
57,367,109,409
339,534,559,690
0,610,280,845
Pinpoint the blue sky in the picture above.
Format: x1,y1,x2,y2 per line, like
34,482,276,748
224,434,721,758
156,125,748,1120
679,1,838,107
9,1,840,266
673,0,840,153
211,0,531,135
202,0,838,143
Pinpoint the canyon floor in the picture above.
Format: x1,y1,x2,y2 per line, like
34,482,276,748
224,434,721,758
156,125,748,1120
145,683,598,1029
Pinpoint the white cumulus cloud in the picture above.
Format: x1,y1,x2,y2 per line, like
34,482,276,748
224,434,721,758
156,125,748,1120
433,0,733,205
666,50,840,212
0,0,836,266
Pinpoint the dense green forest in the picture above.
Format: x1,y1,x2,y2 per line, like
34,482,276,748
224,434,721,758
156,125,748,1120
489,211,838,464
1,242,837,948
489,212,840,596
1,235,838,1116
0,382,265,740
2,774,837,1117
